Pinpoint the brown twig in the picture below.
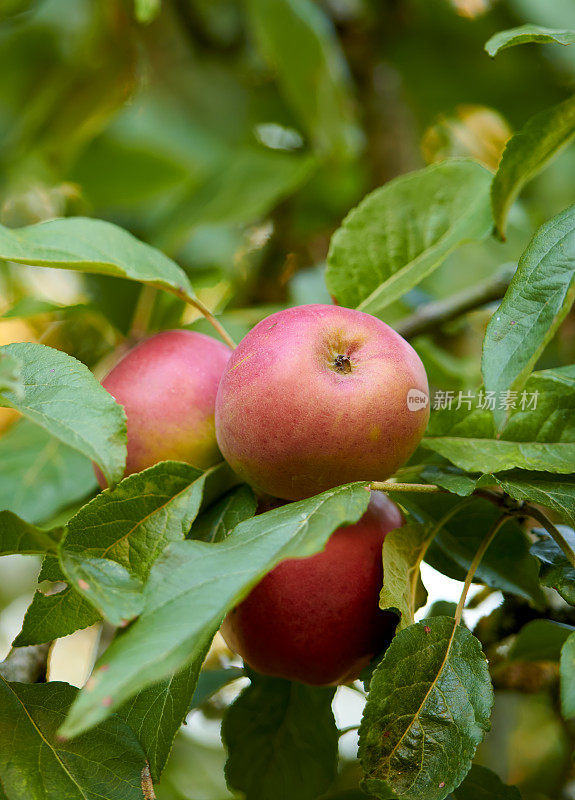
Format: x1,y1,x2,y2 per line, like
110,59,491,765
395,264,515,340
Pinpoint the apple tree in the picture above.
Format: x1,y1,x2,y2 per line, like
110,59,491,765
0,1,574,799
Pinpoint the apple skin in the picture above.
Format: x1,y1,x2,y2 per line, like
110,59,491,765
221,492,402,686
215,304,429,501
97,330,231,486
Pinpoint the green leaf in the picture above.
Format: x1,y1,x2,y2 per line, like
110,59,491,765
118,653,209,781
424,367,575,477
492,472,575,528
400,494,544,606
189,667,245,710
421,466,480,497
0,679,146,800
561,632,575,718
507,619,574,662
134,0,160,23
486,25,575,57
0,511,62,555
58,461,228,625
191,485,257,543
246,0,358,158
62,461,218,578
0,420,97,525
60,553,145,626
501,365,575,444
13,556,101,647
222,673,338,800
449,764,521,799
492,95,575,239
483,205,575,424
0,351,23,398
421,438,574,474
359,617,493,800
0,343,127,486
380,523,432,630
0,216,196,302
59,483,370,737
531,528,575,605
159,148,316,249
326,160,493,312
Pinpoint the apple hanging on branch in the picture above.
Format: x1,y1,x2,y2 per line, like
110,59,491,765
221,492,403,685
95,329,231,486
215,304,430,501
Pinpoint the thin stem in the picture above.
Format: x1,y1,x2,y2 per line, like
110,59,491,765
189,297,237,350
395,264,515,340
129,285,157,340
454,514,510,625
371,481,445,494
524,503,575,568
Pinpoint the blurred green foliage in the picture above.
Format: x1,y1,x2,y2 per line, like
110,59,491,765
0,1,574,798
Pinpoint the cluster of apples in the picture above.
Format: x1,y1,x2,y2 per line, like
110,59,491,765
99,304,430,685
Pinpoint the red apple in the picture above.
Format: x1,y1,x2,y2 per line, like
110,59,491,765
221,492,402,685
97,330,231,486
215,304,429,501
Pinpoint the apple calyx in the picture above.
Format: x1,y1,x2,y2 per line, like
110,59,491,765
332,353,352,374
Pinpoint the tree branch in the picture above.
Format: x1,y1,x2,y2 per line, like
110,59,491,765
395,264,515,340
0,643,51,683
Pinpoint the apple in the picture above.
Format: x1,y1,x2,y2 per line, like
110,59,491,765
215,304,429,501
221,492,402,685
97,330,231,486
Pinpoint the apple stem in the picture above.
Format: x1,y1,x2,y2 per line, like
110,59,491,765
190,298,237,349
371,481,445,494
454,514,510,625
130,285,157,340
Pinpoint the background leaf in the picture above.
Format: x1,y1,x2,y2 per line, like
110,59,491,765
491,95,575,239
561,632,575,718
399,494,545,606
222,673,338,800
245,0,358,158
359,617,493,800
449,764,522,799
191,485,257,543
486,25,575,57
326,159,493,312
507,619,574,662
0,679,146,800
0,511,61,555
531,528,575,605
0,343,127,486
